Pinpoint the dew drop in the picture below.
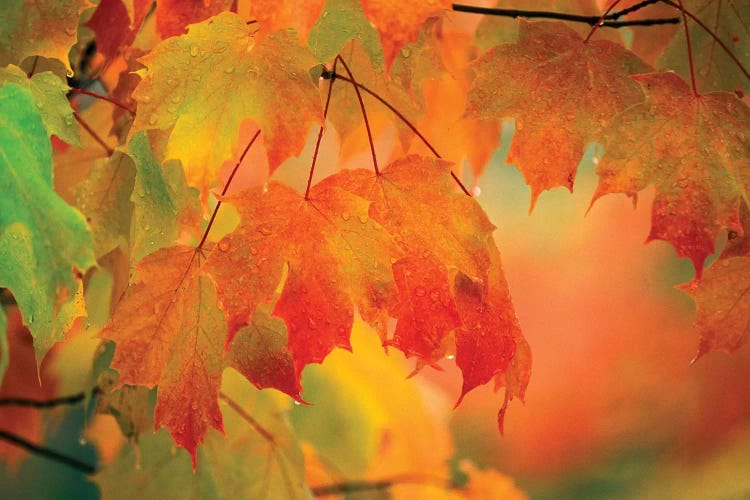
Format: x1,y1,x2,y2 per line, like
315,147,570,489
79,435,88,446
66,69,74,78
148,114,158,125
225,66,235,74
170,94,181,104
341,212,350,221
293,400,302,406
400,47,412,58
446,354,455,360
191,401,199,410
65,26,76,36
358,214,368,223
190,45,199,57
218,240,230,252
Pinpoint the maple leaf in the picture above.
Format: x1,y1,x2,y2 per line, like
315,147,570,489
659,0,750,94
315,156,509,369
308,0,385,70
206,179,402,378
127,132,200,261
245,0,326,41
466,20,652,208
130,12,323,198
0,84,94,362
75,151,136,258
0,65,79,145
85,0,148,62
154,0,233,39
453,240,529,432
594,71,750,274
679,201,750,357
0,0,90,75
100,246,225,465
360,0,451,69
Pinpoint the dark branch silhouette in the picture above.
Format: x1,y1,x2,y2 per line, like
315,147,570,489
451,3,680,27
0,429,97,474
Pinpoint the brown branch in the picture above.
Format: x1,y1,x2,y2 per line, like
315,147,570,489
197,129,262,249
661,0,750,86
451,3,679,26
218,391,276,444
306,58,339,199
0,429,96,474
73,111,114,156
69,88,136,115
311,473,449,496
320,71,472,196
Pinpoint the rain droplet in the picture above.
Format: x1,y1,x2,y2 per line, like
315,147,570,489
293,400,302,406
65,26,76,36
218,240,230,252
79,436,88,445
341,212,350,221
400,47,412,58
224,66,235,74
190,45,199,57
358,214,368,223
446,354,455,360
66,69,74,78
148,114,158,125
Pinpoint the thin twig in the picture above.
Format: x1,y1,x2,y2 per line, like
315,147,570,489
69,88,136,114
451,3,679,26
585,0,623,43
0,387,100,408
73,111,114,156
673,0,699,96
0,429,97,474
218,392,276,444
311,474,448,496
660,0,750,86
305,59,339,199
335,56,379,175
197,129,262,249
321,71,472,196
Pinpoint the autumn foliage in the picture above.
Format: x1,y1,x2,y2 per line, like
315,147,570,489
1,0,749,497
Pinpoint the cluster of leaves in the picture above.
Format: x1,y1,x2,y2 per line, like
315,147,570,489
0,0,749,496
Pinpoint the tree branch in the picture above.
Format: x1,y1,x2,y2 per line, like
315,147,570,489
0,429,97,474
311,473,448,496
451,3,680,27
321,70,472,196
0,387,100,408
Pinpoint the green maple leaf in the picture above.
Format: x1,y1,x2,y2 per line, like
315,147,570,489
0,83,94,362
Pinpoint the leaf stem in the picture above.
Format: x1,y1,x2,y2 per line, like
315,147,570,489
451,3,679,27
321,71,471,196
305,59,339,199
335,56,379,175
311,473,449,496
73,111,114,156
218,392,276,444
0,429,97,474
672,0,699,96
585,0,623,43
197,129,262,249
69,88,136,115
661,0,750,87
